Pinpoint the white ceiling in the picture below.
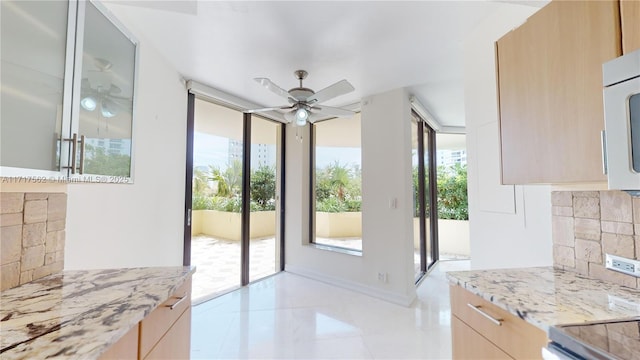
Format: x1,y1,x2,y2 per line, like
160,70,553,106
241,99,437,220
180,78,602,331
104,1,544,128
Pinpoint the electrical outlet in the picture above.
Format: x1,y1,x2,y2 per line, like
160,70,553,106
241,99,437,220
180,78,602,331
608,295,640,313
605,254,640,277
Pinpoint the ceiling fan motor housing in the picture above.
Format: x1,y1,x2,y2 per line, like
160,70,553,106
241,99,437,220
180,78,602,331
289,87,314,102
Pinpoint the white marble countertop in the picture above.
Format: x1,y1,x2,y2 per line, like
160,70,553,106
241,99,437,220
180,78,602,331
447,267,640,332
0,266,195,360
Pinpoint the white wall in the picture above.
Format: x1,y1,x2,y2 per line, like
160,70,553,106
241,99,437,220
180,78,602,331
285,88,416,306
463,4,553,269
65,12,187,269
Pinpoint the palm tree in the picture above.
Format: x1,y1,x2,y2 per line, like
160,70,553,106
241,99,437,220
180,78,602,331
328,161,352,201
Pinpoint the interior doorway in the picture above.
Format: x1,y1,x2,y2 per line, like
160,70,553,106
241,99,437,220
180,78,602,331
184,94,285,304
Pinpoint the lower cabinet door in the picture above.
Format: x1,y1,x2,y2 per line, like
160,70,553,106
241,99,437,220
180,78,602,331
99,324,139,360
452,316,513,360
144,307,191,360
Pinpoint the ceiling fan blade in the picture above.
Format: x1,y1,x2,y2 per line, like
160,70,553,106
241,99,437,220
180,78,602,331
311,105,355,117
254,78,293,100
283,110,296,123
307,79,354,104
246,105,294,113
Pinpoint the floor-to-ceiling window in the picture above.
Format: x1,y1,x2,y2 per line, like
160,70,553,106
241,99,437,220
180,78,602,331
310,114,362,252
185,95,284,303
435,133,469,260
412,111,438,281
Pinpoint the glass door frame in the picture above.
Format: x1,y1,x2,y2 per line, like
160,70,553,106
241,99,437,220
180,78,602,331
413,110,439,282
183,93,286,287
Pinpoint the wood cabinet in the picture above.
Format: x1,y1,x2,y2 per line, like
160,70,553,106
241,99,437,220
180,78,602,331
496,0,621,184
140,277,192,359
450,285,547,360
99,324,139,360
621,0,640,54
100,276,192,360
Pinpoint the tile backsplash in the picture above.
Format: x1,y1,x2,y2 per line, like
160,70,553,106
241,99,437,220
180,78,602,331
1,192,66,291
552,190,640,289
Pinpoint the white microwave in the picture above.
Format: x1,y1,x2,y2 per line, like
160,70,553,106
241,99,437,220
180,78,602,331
602,49,640,193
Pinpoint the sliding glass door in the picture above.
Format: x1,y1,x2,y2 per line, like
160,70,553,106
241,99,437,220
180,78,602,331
412,111,438,281
185,95,284,303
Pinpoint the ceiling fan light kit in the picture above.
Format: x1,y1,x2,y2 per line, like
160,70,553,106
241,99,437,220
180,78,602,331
248,69,355,126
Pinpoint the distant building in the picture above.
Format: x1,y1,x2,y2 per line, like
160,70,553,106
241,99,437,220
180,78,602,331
437,149,467,168
228,140,276,169
85,138,131,156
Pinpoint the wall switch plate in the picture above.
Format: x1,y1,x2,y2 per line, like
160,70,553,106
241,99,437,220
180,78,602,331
605,254,640,277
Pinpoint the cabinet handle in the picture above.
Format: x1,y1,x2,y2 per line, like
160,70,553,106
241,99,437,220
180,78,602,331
78,135,86,175
601,130,608,175
165,294,188,310
467,303,502,326
63,133,78,174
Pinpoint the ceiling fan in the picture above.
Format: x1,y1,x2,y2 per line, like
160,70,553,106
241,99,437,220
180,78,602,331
80,58,132,118
248,70,355,126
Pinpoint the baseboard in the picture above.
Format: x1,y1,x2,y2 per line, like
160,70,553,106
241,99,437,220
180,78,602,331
285,264,416,307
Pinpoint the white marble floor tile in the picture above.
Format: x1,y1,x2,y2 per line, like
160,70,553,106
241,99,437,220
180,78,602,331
191,260,470,359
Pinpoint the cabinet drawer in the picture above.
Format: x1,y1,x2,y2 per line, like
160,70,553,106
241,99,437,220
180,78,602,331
144,307,191,360
452,316,512,360
450,285,547,360
140,277,192,357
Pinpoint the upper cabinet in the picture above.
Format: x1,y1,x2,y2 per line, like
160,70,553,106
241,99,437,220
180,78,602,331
621,0,640,54
496,0,621,184
0,0,137,182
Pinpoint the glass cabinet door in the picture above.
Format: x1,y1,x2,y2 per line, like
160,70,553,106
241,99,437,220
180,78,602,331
72,1,136,179
1,0,74,174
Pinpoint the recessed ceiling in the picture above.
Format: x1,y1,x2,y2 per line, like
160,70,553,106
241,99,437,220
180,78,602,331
104,1,544,128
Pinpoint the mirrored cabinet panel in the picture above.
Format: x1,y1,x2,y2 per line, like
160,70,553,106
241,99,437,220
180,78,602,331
74,1,136,178
0,0,137,183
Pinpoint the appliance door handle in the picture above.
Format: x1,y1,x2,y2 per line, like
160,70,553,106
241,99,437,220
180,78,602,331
467,303,503,326
601,130,608,175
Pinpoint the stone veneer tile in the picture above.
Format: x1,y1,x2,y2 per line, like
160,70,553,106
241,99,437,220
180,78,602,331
0,213,23,227
20,245,45,271
600,191,633,223
22,222,46,247
636,235,640,259
1,225,22,264
24,193,48,200
601,233,635,258
573,196,600,219
575,238,603,263
552,206,573,217
575,259,589,275
0,193,24,214
47,220,65,232
574,218,601,241
589,263,637,288
574,191,600,198
601,221,634,235
1,192,66,291
552,191,573,206
554,245,576,268
1,262,20,290
47,194,67,221
634,198,640,224
23,200,47,224
20,270,33,284
552,216,575,246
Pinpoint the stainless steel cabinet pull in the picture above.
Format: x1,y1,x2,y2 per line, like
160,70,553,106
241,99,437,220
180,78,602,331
78,135,85,175
467,303,502,326
63,133,78,174
166,294,187,310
